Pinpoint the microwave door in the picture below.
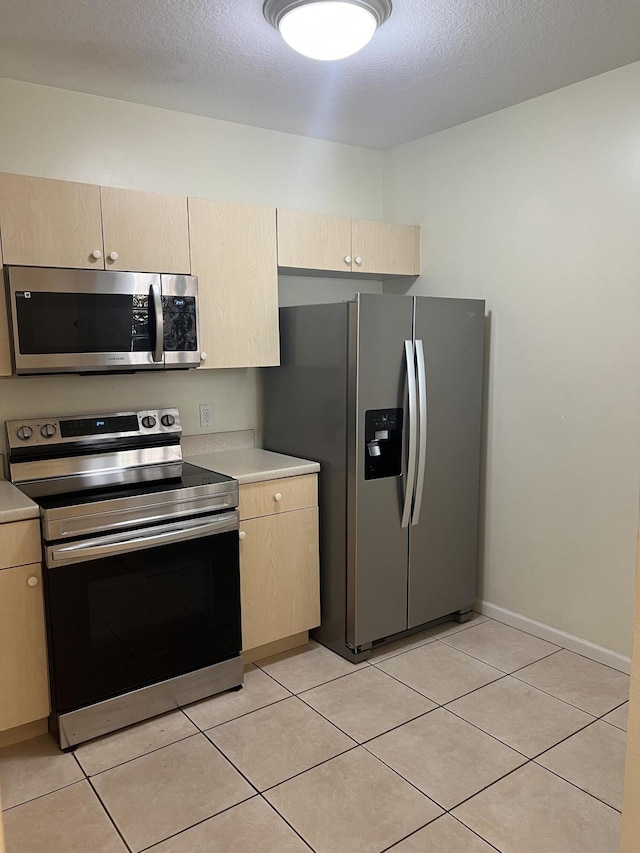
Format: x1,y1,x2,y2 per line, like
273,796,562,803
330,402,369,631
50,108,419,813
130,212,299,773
7,268,163,374
160,275,201,369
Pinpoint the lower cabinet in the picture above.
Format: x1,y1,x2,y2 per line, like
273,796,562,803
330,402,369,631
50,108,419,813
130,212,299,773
239,475,320,653
0,560,50,732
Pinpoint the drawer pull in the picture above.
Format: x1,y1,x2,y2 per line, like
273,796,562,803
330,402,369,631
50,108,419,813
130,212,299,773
27,576,39,587
239,530,246,540
274,493,282,502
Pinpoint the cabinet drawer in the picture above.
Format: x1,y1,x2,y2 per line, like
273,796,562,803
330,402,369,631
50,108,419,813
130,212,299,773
239,474,317,520
0,520,41,570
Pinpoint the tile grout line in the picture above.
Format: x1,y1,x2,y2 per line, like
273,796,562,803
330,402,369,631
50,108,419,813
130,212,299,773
251,662,372,696
445,759,535,816
184,692,293,733
199,733,261,794
447,812,503,852
377,815,447,852
77,730,207,781
296,691,435,747
529,755,623,815
379,811,503,853
361,736,527,819
370,657,512,706
134,793,260,852
1,776,87,813
438,703,541,763
436,636,564,677
85,775,135,853
508,669,627,717
259,793,317,852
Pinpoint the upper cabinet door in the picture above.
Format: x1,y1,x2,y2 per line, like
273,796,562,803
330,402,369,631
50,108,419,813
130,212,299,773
0,173,104,269
189,198,279,369
277,209,352,273
351,220,421,276
100,187,190,274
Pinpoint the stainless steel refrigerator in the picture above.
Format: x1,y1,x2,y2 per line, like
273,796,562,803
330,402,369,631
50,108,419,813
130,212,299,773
263,293,485,661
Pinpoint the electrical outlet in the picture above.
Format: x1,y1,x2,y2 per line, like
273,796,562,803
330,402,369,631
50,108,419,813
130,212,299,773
199,403,213,428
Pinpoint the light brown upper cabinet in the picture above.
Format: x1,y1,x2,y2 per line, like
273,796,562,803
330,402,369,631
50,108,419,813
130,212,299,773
351,219,421,276
0,173,104,269
100,187,190,274
0,173,191,274
188,198,279,369
277,209,420,277
277,210,353,273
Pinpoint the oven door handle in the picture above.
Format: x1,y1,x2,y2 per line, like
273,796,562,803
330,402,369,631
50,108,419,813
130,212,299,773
46,511,238,567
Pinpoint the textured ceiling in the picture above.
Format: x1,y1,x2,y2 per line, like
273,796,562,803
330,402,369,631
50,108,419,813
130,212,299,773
0,0,638,149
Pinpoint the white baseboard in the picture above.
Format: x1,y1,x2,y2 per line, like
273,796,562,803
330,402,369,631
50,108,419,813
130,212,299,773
475,600,631,675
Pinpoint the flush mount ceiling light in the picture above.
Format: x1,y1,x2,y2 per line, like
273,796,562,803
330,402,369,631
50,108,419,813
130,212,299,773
264,0,392,61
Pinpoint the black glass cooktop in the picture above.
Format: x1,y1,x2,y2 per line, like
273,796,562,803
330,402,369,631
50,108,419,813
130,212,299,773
35,463,236,510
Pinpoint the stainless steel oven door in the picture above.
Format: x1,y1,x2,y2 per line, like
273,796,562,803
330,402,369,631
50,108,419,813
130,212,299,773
44,510,241,718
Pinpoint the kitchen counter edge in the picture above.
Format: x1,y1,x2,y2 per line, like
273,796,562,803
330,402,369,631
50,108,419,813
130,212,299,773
186,448,320,485
0,479,40,523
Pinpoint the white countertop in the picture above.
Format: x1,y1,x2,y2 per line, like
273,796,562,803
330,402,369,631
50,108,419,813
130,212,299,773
186,448,320,485
0,479,39,524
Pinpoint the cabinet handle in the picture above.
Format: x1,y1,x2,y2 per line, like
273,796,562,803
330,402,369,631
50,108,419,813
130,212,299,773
108,251,119,262
354,256,362,265
344,255,352,265
239,530,246,540
27,576,39,587
274,492,282,502
200,352,208,361
91,249,102,260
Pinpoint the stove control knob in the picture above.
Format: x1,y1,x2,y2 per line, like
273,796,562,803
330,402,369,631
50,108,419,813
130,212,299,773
16,425,33,441
161,414,176,427
41,423,57,438
141,415,157,429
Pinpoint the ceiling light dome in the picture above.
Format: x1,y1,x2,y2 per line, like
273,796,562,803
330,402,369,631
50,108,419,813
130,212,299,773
264,0,392,61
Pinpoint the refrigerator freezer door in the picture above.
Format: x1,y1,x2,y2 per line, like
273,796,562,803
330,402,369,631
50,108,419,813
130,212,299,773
348,293,414,649
408,297,485,628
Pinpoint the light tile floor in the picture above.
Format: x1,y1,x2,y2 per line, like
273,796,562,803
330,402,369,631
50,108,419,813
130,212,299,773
0,613,629,852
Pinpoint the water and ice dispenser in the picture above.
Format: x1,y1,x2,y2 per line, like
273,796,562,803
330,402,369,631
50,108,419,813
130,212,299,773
364,408,403,480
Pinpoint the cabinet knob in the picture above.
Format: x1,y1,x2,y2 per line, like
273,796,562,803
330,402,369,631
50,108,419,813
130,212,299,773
200,352,208,361
91,249,102,260
354,256,362,265
239,530,246,540
344,255,352,265
108,251,119,262
274,492,282,502
27,576,39,587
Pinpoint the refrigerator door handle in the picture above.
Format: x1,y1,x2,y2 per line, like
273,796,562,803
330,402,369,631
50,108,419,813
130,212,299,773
401,340,418,528
412,338,428,526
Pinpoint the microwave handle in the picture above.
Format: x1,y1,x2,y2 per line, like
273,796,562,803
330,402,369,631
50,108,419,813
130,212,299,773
150,282,164,363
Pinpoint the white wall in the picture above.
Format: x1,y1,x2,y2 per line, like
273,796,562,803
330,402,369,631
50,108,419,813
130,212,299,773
383,63,640,656
0,78,383,447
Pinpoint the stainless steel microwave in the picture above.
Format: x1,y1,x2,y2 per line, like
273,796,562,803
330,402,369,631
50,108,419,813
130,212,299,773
5,266,201,374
